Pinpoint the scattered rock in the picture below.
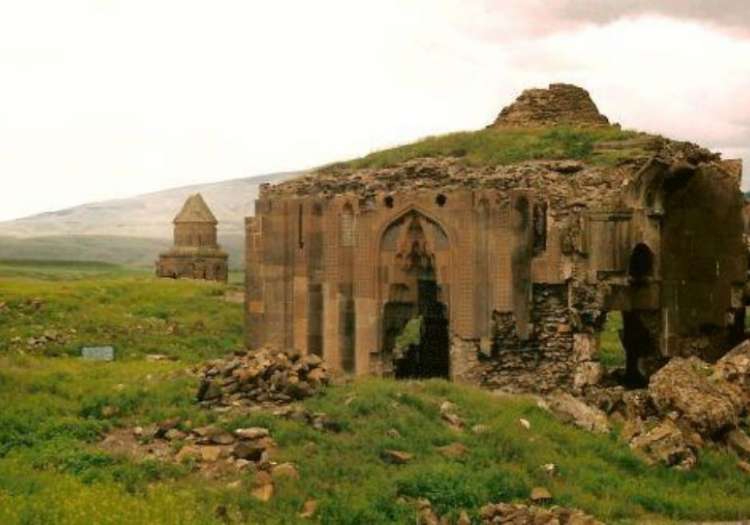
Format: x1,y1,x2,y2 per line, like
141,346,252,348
299,499,318,519
441,411,465,430
540,463,557,476
381,449,413,465
251,471,274,502
471,424,489,435
417,499,440,525
175,445,201,463
480,502,603,525
200,446,223,463
436,442,468,459
145,354,172,362
738,460,750,474
210,432,236,445
530,486,552,503
164,428,187,441
519,418,531,430
457,510,471,525
271,462,300,481
629,419,696,469
543,393,611,433
156,417,181,438
235,427,270,440
438,401,465,429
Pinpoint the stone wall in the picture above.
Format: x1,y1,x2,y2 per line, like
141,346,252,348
245,90,746,394
478,284,575,393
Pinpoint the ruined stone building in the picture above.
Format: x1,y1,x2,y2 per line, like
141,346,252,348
156,193,228,282
245,84,746,393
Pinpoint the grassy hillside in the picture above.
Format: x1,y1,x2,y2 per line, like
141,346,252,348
0,234,245,270
328,126,646,170
1,261,749,524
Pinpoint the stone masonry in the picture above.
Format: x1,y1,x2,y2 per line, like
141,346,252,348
245,84,746,394
156,193,228,282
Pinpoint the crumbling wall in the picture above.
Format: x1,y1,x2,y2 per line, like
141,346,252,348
490,83,610,128
479,284,575,393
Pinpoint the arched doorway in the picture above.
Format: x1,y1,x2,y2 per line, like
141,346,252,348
380,210,451,379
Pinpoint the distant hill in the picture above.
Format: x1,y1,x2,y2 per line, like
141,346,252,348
0,171,301,268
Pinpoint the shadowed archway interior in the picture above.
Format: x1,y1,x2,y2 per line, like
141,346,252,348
380,210,451,379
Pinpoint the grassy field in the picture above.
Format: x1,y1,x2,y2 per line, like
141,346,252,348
1,261,749,524
0,234,246,271
328,125,646,171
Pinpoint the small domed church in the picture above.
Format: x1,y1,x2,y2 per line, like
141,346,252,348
156,193,228,282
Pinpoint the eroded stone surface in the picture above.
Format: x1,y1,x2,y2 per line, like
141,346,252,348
491,83,610,128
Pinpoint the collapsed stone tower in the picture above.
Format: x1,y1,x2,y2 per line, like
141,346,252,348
245,84,746,394
156,193,228,282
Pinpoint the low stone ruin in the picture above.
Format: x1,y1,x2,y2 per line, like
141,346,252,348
196,348,330,408
479,502,603,525
102,420,286,482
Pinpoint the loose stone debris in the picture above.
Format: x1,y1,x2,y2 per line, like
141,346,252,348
479,502,603,525
551,338,750,470
101,421,285,482
196,347,330,408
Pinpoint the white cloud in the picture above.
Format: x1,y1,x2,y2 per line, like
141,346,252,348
0,0,748,221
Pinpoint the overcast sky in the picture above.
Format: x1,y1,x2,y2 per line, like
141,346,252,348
1,0,748,221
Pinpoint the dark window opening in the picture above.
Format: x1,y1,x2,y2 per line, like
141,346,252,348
436,194,447,207
384,195,394,208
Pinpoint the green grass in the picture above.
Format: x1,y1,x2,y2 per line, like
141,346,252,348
598,312,626,368
0,233,247,270
0,260,243,360
328,125,643,170
1,262,749,524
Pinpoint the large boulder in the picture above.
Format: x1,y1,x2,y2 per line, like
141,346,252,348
712,339,750,413
648,357,738,437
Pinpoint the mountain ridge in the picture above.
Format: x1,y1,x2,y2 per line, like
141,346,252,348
0,171,301,268
0,171,300,239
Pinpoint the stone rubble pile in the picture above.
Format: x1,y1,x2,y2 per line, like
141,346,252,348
129,420,302,501
479,502,603,525
490,83,610,128
581,339,750,470
196,348,330,408
141,420,278,472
